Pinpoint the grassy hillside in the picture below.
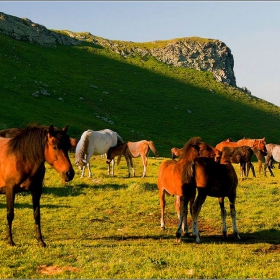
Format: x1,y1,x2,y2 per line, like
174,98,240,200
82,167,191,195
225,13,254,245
1,33,280,157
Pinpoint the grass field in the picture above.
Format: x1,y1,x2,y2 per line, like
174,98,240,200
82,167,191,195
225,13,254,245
0,153,280,279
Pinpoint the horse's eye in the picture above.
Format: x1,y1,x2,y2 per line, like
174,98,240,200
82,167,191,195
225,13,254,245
53,146,58,150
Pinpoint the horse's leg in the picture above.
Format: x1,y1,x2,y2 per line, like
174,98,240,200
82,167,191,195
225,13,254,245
159,188,166,230
174,195,189,237
228,194,241,240
129,156,135,177
5,187,16,246
250,162,256,177
87,162,92,178
125,156,131,177
141,155,147,178
111,159,115,176
218,197,228,238
191,189,207,243
32,189,46,247
175,195,186,243
80,165,86,178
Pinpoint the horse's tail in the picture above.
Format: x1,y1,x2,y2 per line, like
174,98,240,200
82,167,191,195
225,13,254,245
116,133,124,146
75,130,90,164
148,141,159,156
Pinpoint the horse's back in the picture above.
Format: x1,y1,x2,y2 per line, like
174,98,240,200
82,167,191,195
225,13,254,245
216,141,239,151
194,157,238,197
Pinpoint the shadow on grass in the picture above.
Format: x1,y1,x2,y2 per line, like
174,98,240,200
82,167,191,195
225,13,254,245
89,229,280,246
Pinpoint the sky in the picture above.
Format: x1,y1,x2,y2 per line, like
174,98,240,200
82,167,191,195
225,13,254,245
1,1,280,107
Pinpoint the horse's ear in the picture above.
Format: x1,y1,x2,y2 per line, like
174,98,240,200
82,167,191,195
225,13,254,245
62,124,69,133
49,124,55,136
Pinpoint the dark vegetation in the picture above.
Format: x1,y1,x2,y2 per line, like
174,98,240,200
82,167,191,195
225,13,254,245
1,33,280,157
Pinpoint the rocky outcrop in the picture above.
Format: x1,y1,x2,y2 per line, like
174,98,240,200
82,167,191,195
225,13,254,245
0,11,236,86
86,36,236,86
0,12,79,47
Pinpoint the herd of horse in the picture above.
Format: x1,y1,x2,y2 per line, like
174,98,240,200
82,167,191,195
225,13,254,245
0,123,279,246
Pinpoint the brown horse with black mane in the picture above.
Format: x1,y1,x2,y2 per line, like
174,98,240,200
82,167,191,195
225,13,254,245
157,137,221,243
106,140,159,178
0,124,74,246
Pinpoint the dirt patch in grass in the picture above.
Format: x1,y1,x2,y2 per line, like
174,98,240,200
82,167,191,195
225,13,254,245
38,265,81,276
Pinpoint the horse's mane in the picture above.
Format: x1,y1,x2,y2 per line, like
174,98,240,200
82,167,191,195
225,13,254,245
179,137,201,159
8,124,69,166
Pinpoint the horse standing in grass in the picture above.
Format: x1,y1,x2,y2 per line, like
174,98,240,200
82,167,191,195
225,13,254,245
69,137,79,153
215,137,267,155
0,124,74,246
264,143,280,177
157,137,221,243
224,146,255,177
191,146,240,243
75,129,124,178
106,140,159,178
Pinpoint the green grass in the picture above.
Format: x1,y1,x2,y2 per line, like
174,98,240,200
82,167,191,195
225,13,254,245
1,33,280,158
0,155,280,278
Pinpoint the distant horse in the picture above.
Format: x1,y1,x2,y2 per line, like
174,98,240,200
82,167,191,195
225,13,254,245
69,137,79,153
215,137,267,155
106,140,159,177
170,147,183,159
191,146,240,243
264,143,280,176
157,137,221,242
0,124,74,246
224,146,255,177
75,129,124,178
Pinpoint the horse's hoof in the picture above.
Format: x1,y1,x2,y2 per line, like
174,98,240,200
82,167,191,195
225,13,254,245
223,232,228,239
234,233,241,240
161,226,165,231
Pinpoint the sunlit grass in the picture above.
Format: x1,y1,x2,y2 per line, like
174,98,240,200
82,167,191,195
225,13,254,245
0,155,280,278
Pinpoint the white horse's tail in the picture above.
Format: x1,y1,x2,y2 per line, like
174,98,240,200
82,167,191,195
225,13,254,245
148,141,159,156
75,130,90,165
116,133,124,145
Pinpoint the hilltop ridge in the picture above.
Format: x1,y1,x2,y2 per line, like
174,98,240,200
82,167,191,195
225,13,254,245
1,11,236,87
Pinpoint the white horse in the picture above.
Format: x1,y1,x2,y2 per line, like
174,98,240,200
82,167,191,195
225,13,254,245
75,129,124,178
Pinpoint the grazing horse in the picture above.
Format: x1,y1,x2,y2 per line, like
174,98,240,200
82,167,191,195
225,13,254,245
75,129,124,178
106,140,159,177
69,137,79,153
170,147,183,159
157,137,221,243
225,146,255,177
0,124,74,246
191,146,240,243
264,143,280,176
215,137,267,155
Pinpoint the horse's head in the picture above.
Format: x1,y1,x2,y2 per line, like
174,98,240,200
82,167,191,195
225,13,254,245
196,142,221,162
182,137,221,162
256,138,267,155
45,124,75,182
106,147,114,164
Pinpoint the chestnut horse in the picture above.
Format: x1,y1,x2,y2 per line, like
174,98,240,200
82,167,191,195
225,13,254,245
157,137,221,242
191,146,240,243
75,129,124,178
0,124,74,246
216,137,267,155
106,140,159,177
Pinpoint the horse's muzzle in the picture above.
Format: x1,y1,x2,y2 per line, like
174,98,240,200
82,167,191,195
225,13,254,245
63,169,75,182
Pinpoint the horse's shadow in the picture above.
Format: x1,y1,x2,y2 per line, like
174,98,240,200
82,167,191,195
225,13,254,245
90,229,280,246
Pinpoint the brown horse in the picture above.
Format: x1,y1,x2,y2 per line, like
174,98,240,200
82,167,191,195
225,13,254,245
215,137,267,155
191,146,240,243
224,146,255,177
0,124,74,246
157,137,221,242
106,140,159,178
170,147,183,159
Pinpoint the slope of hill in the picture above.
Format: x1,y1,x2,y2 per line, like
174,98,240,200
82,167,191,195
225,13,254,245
1,13,280,157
